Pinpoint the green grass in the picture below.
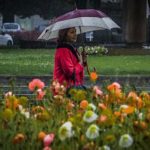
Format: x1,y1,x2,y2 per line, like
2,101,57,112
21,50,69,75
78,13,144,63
88,55,150,75
0,48,150,76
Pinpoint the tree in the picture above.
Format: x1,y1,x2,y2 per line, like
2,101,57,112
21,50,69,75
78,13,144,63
0,0,73,22
0,0,16,22
92,0,101,9
0,0,101,22
76,0,87,9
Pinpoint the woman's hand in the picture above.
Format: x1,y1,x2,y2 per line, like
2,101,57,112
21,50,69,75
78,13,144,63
81,50,87,67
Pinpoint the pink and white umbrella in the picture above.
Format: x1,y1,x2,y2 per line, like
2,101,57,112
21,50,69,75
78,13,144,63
38,9,120,40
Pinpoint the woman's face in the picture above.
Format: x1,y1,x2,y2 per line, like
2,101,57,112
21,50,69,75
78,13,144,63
66,27,77,43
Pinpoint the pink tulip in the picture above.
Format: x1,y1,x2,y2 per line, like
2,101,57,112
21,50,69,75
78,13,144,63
43,133,55,147
112,82,121,89
99,115,107,123
93,86,103,96
28,79,45,91
107,82,121,91
36,89,46,100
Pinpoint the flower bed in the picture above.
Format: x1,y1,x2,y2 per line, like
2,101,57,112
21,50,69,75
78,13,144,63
78,46,108,55
0,77,150,150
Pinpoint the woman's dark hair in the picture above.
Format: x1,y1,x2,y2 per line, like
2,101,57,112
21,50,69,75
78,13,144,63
57,28,71,44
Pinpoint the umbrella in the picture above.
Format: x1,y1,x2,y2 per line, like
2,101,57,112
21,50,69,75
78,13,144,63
38,9,120,75
38,9,120,40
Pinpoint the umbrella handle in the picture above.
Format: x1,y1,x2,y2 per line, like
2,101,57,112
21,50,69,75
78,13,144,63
81,47,90,75
86,62,90,75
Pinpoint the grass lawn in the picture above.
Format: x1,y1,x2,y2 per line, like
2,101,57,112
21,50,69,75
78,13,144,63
0,48,150,76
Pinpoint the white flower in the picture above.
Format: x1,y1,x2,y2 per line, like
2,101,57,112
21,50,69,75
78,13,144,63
58,121,74,141
5,91,13,97
99,145,110,150
138,112,143,120
86,124,99,139
87,103,96,111
22,111,30,118
83,110,98,123
119,134,133,148
18,105,23,111
18,105,30,118
120,104,128,110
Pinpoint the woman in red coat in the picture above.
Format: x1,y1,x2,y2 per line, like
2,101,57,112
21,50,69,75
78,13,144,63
53,27,87,87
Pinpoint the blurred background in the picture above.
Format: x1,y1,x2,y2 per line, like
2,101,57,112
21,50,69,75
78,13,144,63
0,0,150,48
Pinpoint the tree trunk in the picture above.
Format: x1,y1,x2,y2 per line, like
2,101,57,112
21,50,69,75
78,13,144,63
123,0,146,47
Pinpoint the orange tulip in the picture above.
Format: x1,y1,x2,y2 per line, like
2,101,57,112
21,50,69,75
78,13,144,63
114,111,121,117
13,133,25,144
98,103,107,110
66,101,75,111
134,121,148,131
127,91,138,100
90,72,98,81
80,100,88,109
107,82,121,91
140,121,148,130
5,98,19,110
122,106,135,114
38,131,46,141
136,97,144,109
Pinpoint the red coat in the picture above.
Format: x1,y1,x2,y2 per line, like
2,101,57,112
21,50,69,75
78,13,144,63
53,43,84,87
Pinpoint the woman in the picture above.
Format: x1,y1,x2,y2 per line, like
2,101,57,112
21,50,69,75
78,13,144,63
53,27,87,87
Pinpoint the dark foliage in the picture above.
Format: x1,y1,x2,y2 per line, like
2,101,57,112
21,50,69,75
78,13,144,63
0,0,101,22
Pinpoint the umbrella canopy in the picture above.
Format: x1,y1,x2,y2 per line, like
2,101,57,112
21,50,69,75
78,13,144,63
38,9,120,40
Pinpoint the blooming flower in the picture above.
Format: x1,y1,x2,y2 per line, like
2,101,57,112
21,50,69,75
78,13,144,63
138,112,143,120
36,89,46,100
86,124,99,139
120,104,129,110
119,134,133,148
58,121,74,141
13,133,25,144
98,115,107,123
28,79,45,91
80,100,89,109
98,103,107,110
5,91,13,97
120,105,135,115
127,91,138,100
90,72,98,81
50,80,66,95
87,103,97,111
93,86,103,96
83,110,98,123
43,133,55,147
107,82,121,91
66,101,75,111
38,131,46,141
22,110,30,118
